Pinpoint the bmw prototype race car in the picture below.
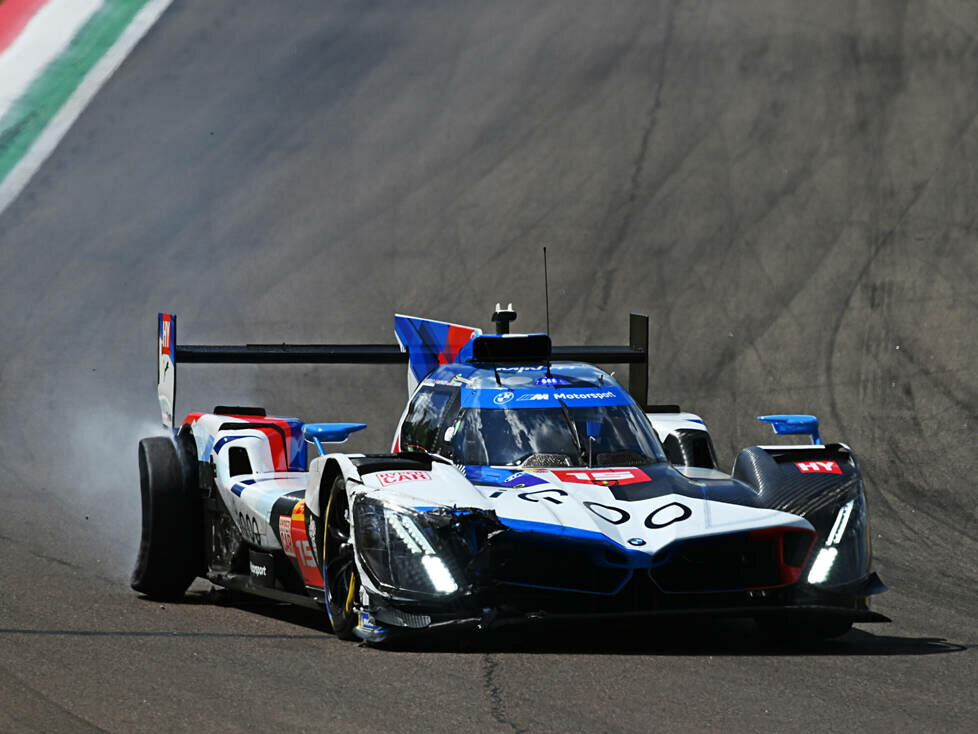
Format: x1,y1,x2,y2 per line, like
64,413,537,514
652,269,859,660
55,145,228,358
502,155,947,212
132,308,887,644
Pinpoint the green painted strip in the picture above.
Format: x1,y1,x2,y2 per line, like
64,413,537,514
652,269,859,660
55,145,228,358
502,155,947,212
0,0,152,183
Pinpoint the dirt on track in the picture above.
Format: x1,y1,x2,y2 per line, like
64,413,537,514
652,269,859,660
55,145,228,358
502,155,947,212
0,1,976,731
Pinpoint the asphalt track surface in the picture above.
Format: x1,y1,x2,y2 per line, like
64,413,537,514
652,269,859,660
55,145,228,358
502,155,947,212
1,1,977,731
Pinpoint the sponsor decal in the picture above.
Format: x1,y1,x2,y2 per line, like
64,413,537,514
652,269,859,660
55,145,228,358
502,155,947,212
375,470,432,486
627,538,646,547
794,460,842,474
248,550,274,588
289,501,324,588
553,468,651,486
279,515,295,557
160,313,173,361
493,391,515,405
160,314,171,355
496,365,548,373
517,390,616,402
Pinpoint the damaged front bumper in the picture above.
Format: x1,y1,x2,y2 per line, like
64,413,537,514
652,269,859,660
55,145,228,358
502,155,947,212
347,500,888,644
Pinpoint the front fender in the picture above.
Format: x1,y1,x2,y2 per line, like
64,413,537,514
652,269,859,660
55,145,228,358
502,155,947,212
306,453,364,517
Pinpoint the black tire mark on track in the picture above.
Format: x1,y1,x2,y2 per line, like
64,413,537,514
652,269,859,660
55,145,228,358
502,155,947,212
589,0,680,321
0,662,110,733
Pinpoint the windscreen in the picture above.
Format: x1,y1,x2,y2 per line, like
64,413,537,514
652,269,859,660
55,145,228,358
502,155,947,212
447,402,666,467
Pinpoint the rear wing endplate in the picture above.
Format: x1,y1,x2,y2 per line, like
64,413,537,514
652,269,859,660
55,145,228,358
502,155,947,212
155,312,649,430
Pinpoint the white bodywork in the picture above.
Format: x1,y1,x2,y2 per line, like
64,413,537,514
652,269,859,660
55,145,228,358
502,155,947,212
186,414,308,551
190,412,813,592
645,411,712,441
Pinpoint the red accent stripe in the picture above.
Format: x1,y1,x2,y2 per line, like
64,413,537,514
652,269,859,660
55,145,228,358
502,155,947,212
254,426,288,471
221,414,295,472
182,412,205,426
182,412,302,471
438,324,477,364
0,0,51,55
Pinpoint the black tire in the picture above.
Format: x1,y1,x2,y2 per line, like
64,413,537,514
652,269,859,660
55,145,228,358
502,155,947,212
322,477,358,640
131,434,201,600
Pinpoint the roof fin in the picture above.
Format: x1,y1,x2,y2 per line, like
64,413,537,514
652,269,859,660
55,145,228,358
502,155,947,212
491,303,517,334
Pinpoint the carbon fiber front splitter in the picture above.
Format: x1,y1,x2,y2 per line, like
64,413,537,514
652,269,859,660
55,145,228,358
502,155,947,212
354,601,889,644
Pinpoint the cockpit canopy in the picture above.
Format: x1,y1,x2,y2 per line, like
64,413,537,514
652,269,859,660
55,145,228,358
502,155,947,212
400,363,666,468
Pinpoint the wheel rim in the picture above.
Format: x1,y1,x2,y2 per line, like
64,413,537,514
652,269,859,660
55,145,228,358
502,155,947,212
324,487,355,619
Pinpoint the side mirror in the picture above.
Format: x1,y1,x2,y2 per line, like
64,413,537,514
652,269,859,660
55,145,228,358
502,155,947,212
303,423,367,456
757,414,821,445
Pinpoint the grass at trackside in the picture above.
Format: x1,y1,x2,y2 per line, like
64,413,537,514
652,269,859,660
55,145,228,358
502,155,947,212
0,0,154,184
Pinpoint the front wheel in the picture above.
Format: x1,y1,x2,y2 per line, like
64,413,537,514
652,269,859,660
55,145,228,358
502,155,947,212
322,477,358,640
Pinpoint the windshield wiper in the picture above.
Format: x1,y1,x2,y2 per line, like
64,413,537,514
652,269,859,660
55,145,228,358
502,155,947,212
556,398,587,467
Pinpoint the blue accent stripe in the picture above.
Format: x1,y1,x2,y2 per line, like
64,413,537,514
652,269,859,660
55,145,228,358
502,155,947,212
230,478,256,496
213,435,247,453
498,516,614,543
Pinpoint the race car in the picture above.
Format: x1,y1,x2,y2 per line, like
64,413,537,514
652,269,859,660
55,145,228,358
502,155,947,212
132,308,887,644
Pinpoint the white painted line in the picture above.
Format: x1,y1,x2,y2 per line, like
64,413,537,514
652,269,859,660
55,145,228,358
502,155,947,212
0,0,103,118
0,0,174,217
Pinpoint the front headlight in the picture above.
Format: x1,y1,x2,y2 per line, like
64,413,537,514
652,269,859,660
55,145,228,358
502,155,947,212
806,494,870,585
352,495,461,598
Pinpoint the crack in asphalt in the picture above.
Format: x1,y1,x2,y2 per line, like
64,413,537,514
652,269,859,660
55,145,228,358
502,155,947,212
482,654,526,734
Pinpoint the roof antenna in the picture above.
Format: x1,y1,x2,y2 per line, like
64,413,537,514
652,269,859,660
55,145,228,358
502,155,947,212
543,247,550,336
542,247,554,378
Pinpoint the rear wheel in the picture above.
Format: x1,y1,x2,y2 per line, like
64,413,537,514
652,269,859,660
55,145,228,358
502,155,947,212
131,434,201,600
323,477,358,640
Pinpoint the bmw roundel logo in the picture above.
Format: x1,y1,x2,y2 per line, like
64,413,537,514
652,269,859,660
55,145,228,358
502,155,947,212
493,391,515,405
627,538,646,547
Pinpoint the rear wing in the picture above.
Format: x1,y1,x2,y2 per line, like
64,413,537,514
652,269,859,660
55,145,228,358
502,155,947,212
155,312,650,430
